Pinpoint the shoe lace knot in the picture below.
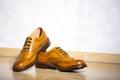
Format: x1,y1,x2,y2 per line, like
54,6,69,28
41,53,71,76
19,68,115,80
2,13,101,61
56,47,68,56
23,37,32,50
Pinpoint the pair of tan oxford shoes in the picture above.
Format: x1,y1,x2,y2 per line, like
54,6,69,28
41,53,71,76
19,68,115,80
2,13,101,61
12,27,87,72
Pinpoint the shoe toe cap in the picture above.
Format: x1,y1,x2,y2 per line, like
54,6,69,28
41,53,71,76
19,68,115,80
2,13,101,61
12,62,25,71
77,60,87,68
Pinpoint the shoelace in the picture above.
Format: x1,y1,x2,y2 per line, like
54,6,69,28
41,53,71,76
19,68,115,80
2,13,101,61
56,47,68,56
23,37,32,50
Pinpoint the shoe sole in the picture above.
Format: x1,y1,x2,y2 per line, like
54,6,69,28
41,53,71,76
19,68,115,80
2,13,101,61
36,62,87,72
13,38,51,72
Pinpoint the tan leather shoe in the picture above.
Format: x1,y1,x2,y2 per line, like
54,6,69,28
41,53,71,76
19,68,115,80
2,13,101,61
36,47,87,72
12,27,50,72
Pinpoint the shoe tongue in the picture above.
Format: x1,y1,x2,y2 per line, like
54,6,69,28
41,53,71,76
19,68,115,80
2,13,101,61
51,46,69,57
28,36,33,38
53,46,59,49
28,36,36,39
25,36,36,41
51,46,59,51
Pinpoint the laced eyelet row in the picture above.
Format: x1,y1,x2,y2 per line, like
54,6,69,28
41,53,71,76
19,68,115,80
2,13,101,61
23,37,32,50
56,47,68,55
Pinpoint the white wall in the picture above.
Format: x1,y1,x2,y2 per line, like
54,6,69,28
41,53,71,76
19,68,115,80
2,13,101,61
0,0,120,54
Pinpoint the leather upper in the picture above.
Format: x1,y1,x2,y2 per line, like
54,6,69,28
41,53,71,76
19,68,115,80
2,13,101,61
37,47,86,68
13,27,49,71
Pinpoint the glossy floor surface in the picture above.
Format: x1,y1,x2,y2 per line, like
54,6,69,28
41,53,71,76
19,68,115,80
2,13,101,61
0,56,120,80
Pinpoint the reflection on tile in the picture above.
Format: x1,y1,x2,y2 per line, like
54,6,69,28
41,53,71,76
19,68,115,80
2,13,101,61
0,57,120,80
12,72,35,80
35,68,86,80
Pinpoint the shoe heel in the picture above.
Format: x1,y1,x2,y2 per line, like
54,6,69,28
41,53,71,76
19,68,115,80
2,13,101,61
40,38,51,52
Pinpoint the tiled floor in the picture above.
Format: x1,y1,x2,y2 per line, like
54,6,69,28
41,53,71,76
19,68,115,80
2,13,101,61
0,56,120,80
